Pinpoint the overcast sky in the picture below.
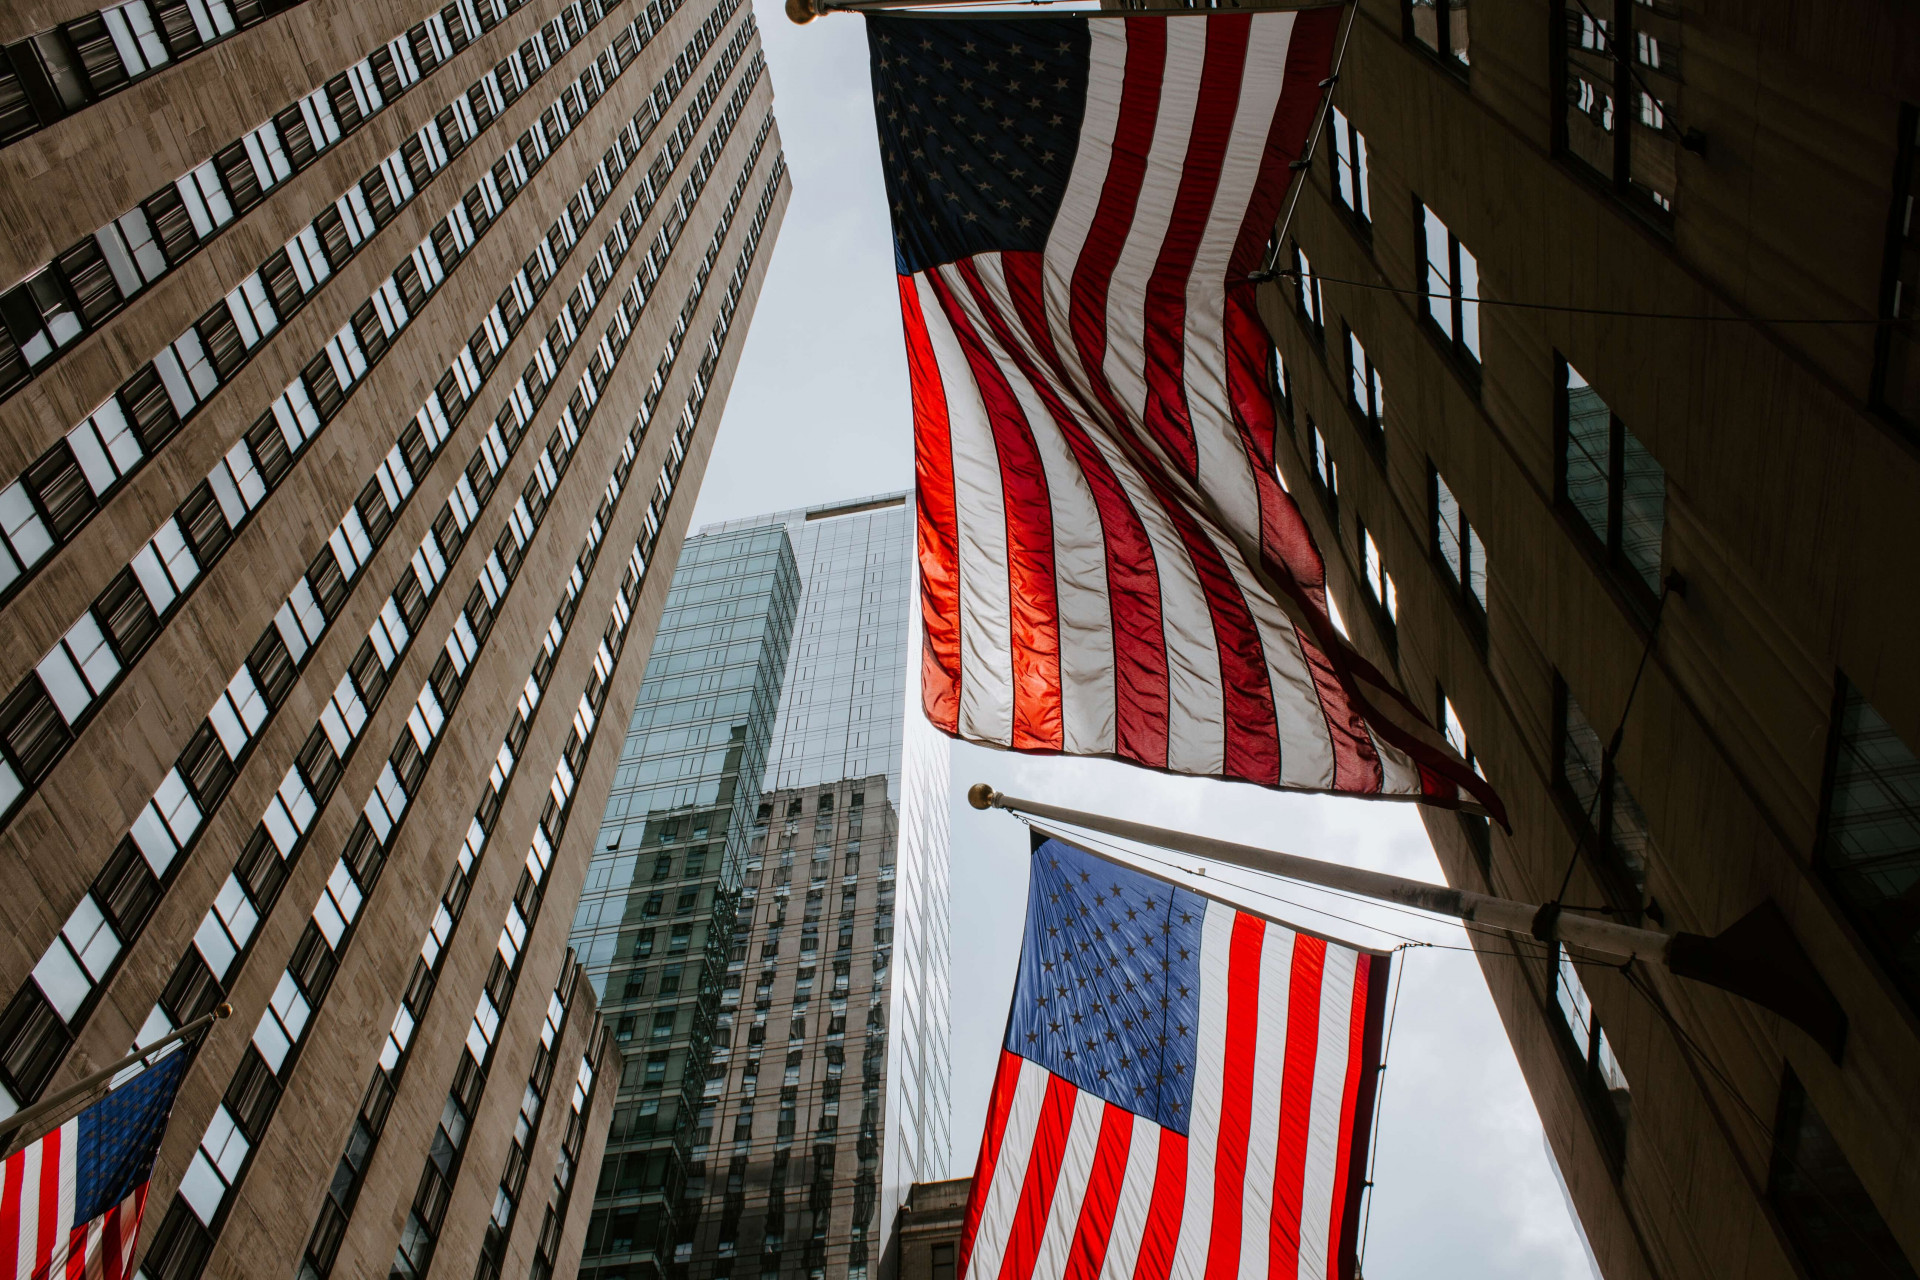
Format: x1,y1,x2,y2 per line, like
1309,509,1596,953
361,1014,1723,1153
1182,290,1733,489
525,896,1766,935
686,9,1598,1276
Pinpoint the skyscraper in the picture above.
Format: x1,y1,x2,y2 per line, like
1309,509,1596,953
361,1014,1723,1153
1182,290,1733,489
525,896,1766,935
0,0,788,1275
1247,0,1920,1276
570,492,952,1280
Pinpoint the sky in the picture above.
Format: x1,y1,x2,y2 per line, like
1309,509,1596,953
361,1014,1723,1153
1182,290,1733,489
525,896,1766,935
686,9,1599,1277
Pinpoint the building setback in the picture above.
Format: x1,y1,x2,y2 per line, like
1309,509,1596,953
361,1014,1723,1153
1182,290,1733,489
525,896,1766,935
1240,0,1920,1276
570,493,952,1280
0,0,789,1275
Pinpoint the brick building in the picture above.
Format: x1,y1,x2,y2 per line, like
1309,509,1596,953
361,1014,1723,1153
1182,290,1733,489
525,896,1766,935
0,0,789,1274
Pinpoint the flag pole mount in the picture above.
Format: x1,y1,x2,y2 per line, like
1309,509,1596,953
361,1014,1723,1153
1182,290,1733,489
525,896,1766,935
0,1003,232,1154
967,784,1848,1060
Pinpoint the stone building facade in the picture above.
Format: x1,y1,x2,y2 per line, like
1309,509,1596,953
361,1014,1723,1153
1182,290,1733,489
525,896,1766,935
0,0,789,1273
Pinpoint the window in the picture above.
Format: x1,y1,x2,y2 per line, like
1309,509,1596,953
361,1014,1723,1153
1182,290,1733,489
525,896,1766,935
1360,525,1396,631
1404,0,1468,69
932,1243,956,1280
1307,420,1338,519
1292,243,1323,343
1418,203,1479,369
1268,344,1293,427
1552,944,1629,1160
1871,105,1920,429
1768,1069,1918,1280
1430,467,1487,622
1817,678,1920,1011
1343,324,1383,441
1329,106,1370,226
1554,676,1655,908
1557,360,1664,599
1554,0,1683,215
1438,685,1491,868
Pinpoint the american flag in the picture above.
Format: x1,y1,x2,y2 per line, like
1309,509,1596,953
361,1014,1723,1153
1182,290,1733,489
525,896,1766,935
960,837,1389,1280
868,9,1502,819
0,1044,188,1279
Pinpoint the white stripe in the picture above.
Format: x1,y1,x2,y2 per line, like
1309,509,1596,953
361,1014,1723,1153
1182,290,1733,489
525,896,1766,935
1238,922,1296,1276
1030,1090,1109,1279
1221,523,1338,790
1049,20,1126,288
1100,17,1206,427
15,1140,44,1278
1169,900,1236,1277
964,255,1117,756
967,1057,1054,1279
58,1117,77,1248
1096,1117,1160,1280
1295,946,1360,1280
919,271,1016,749
1182,14,1298,547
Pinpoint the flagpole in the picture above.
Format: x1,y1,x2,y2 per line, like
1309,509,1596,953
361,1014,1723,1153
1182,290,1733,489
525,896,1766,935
787,0,1345,23
0,1004,230,1153
967,784,1850,1058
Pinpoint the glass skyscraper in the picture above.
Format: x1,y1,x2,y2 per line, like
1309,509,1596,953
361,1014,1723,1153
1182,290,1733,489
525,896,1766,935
569,492,951,1280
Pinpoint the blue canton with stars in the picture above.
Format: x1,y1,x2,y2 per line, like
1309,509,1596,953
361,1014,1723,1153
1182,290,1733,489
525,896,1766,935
74,1044,190,1222
1009,838,1207,1136
866,14,1090,275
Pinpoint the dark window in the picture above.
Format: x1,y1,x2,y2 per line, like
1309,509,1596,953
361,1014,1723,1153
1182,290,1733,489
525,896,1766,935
234,827,288,910
1404,0,1469,69
1292,242,1323,344
1,679,70,784
27,446,95,540
1556,357,1664,600
213,140,263,213
1343,323,1384,443
1551,944,1629,1163
1306,419,1337,522
197,300,247,382
122,365,180,452
1437,686,1491,870
178,481,233,564
248,629,297,708
97,568,160,661
1552,0,1682,216
1430,466,1487,626
1872,105,1920,432
306,545,348,618
1553,674,1655,908
56,237,123,328
932,1243,956,1280
0,984,70,1100
1769,1068,1918,1280
296,725,343,800
1417,201,1480,373
142,185,199,268
1328,106,1370,228
178,722,235,809
313,204,352,270
245,411,293,489
1816,678,1920,1011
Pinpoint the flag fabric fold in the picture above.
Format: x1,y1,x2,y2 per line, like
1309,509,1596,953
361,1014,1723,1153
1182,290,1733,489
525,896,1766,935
0,1044,190,1280
867,8,1504,821
959,836,1390,1280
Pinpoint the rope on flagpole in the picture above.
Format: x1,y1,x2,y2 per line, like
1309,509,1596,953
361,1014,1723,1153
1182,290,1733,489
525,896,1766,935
1257,0,1360,277
1355,940,1411,1276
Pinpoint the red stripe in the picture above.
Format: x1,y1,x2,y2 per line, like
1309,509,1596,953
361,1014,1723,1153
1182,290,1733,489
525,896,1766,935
65,1217,88,1280
1068,17,1166,437
987,253,1172,766
996,1074,1080,1280
1,1144,25,1277
899,273,962,734
929,267,1065,751
1268,935,1327,1278
37,1123,62,1274
1128,1130,1187,1280
1061,1104,1134,1280
1140,15,1251,478
1202,912,1266,1280
1327,956,1379,1280
959,1050,1029,1280
1227,7,1341,278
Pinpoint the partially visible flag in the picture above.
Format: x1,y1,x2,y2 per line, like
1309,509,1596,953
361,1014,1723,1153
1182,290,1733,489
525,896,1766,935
867,9,1503,821
960,837,1389,1280
0,1044,190,1279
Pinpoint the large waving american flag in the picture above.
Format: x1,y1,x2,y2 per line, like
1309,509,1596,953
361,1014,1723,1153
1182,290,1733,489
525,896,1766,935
963,837,1389,1280
0,1044,189,1279
868,9,1502,819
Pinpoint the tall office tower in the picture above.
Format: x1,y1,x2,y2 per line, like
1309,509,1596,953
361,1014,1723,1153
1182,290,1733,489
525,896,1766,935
0,0,788,1275
1246,0,1920,1276
571,492,952,1280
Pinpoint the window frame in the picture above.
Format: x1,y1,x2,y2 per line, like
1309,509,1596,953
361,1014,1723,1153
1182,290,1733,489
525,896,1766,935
1357,520,1397,648
1550,673,1653,918
1870,102,1920,434
1548,942,1631,1171
1401,0,1470,74
1436,683,1492,872
1291,241,1324,346
1553,356,1665,617
1414,199,1481,381
1549,0,1682,224
1328,105,1371,233
1428,463,1487,645
1342,321,1384,450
